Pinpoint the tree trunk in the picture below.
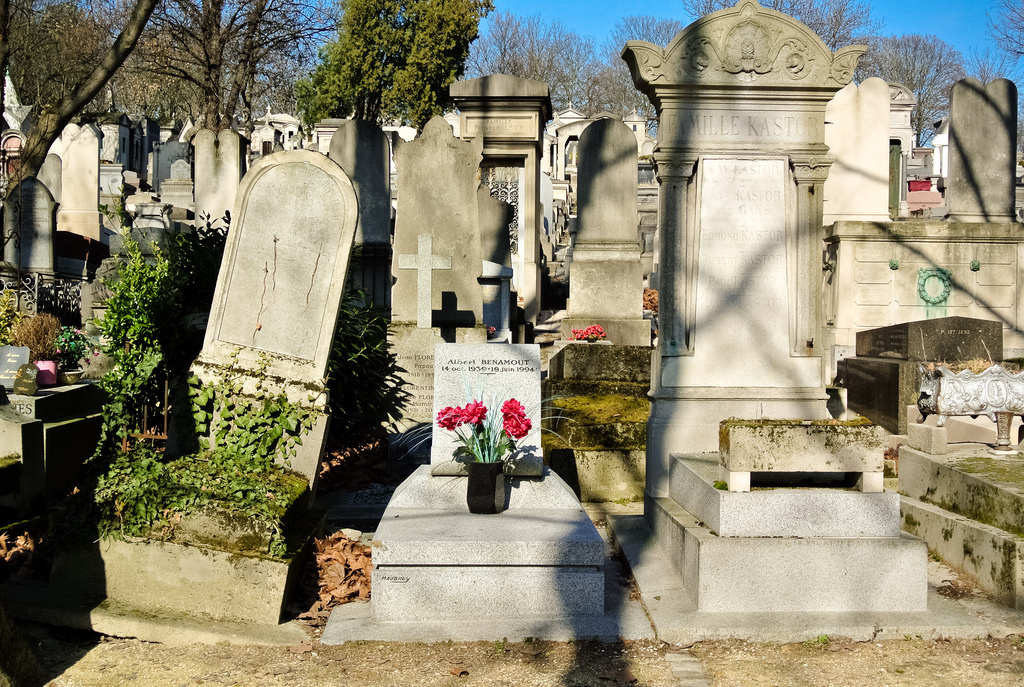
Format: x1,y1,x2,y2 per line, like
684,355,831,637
14,0,160,182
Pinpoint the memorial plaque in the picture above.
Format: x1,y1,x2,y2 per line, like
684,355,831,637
687,158,809,387
855,316,1003,361
430,343,542,477
13,364,37,396
0,346,29,390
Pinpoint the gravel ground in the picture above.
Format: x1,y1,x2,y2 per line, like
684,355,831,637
11,618,1024,686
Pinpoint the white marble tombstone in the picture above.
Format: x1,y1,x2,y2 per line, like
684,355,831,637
823,77,892,224
622,0,865,486
56,122,102,240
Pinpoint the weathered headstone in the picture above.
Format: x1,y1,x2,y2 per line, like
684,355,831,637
191,150,358,489
193,129,245,225
328,120,392,310
0,347,29,390
38,153,62,204
389,116,487,424
3,178,56,273
161,158,194,211
56,121,102,240
151,140,190,194
823,77,892,224
947,77,1017,223
430,343,542,476
562,118,648,346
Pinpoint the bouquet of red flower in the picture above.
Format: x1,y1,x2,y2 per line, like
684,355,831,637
570,324,607,342
436,398,532,463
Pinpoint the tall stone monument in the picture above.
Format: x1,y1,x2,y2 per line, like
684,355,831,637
56,122,102,240
450,74,552,328
623,0,866,489
328,119,392,310
822,77,892,224
946,77,1018,223
389,117,487,424
190,150,358,490
562,118,648,345
193,129,246,226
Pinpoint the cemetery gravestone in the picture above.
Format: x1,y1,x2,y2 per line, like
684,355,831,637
478,186,515,341
430,343,542,476
13,365,37,396
160,158,195,212
56,122,102,240
389,116,487,424
193,129,245,226
822,77,892,224
947,78,1017,223
562,117,648,346
0,348,29,390
328,120,392,310
2,179,56,273
37,153,62,205
191,149,358,488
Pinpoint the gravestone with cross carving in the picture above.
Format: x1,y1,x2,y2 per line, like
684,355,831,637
389,116,487,426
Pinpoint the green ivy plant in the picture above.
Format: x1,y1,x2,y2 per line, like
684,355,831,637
188,350,324,470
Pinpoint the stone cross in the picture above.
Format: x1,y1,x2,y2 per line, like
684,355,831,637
398,234,451,328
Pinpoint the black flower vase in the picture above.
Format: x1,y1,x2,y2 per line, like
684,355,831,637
467,461,506,514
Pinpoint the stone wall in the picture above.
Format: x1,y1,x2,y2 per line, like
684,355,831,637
825,220,1024,365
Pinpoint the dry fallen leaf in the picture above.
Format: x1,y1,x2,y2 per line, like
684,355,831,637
449,666,469,677
289,643,313,654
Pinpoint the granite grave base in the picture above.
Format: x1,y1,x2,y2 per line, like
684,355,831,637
363,466,606,624
648,452,928,613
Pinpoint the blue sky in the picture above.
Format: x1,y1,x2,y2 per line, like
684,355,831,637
490,1,1000,57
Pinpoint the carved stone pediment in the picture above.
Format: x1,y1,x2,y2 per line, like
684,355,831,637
622,0,865,91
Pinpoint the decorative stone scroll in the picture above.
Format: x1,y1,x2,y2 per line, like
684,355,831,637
622,0,864,90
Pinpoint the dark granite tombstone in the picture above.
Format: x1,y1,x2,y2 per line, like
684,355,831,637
13,364,37,396
844,316,1004,433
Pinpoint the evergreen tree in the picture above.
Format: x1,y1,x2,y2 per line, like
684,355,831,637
296,0,492,129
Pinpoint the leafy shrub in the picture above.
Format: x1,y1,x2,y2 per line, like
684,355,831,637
0,292,24,346
326,292,409,437
11,313,61,362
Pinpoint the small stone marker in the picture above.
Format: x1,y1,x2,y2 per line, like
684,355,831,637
13,364,37,396
0,347,30,390
430,343,542,477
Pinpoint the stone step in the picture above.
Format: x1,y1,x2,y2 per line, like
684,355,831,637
900,494,1024,610
647,495,929,613
899,446,1024,536
668,453,902,538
